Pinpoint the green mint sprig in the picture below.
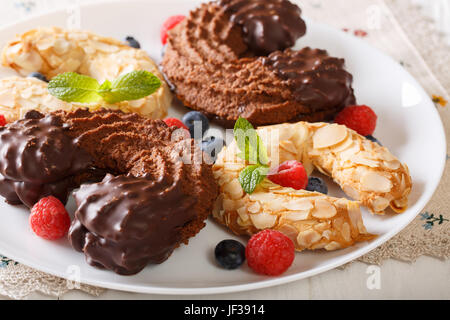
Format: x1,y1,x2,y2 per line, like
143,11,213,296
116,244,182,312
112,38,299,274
47,70,161,104
234,117,270,194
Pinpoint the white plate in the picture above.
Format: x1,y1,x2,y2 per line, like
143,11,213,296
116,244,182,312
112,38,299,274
0,0,446,295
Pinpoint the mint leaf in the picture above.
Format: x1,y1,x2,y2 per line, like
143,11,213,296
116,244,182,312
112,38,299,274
98,79,112,92
98,70,161,104
48,71,162,104
233,117,271,194
233,117,269,165
48,72,102,103
234,117,255,132
238,165,269,194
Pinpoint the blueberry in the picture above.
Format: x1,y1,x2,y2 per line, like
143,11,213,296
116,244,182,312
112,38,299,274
306,177,328,194
125,36,141,49
365,135,382,146
214,239,246,270
182,111,209,139
201,136,225,162
28,72,48,82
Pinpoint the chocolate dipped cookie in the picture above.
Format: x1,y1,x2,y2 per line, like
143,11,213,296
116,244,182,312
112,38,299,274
161,0,356,127
0,109,218,275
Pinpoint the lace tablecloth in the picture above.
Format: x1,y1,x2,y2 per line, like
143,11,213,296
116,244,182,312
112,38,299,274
0,0,448,299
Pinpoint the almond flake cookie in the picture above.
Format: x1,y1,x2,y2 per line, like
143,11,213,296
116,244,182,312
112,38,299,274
1,27,171,121
212,122,412,251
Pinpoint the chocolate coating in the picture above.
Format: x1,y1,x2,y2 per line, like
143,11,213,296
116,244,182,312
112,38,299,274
70,172,197,275
0,111,92,207
220,0,306,55
262,48,356,112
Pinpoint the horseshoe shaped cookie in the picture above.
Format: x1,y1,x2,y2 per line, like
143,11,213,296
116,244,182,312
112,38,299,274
0,108,218,274
0,27,171,122
212,122,412,251
161,0,356,127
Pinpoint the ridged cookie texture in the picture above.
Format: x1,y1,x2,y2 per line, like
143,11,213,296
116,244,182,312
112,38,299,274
1,27,171,121
161,1,355,126
212,122,412,251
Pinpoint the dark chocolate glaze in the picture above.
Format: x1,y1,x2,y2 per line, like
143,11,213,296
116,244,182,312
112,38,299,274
219,0,306,55
0,111,92,207
69,172,196,275
262,47,356,111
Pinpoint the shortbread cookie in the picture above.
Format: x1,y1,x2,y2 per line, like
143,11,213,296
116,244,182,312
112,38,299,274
1,27,172,120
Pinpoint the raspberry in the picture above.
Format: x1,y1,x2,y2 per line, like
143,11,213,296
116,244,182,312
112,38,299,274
164,117,189,130
246,230,295,276
268,160,308,190
29,196,71,240
160,15,186,45
334,105,377,136
0,115,7,126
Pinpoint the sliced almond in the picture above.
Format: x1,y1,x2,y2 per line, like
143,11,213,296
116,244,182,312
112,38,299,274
361,171,392,193
36,36,54,51
223,198,238,211
341,222,352,242
372,197,390,212
280,140,298,154
339,143,361,161
351,152,380,167
330,136,353,152
324,241,342,251
249,212,277,229
276,224,299,245
247,201,261,214
313,124,348,149
343,184,361,200
392,197,408,213
0,91,16,107
322,230,332,240
16,50,43,71
223,163,245,172
284,210,310,221
265,198,285,212
213,169,222,180
399,173,407,191
312,199,337,219
313,222,330,232
282,199,314,211
91,41,119,53
236,207,249,222
347,202,367,233
362,139,376,151
378,148,397,161
334,198,350,209
223,179,244,200
311,242,327,250
297,229,322,247
384,160,401,170
59,58,81,72
237,216,251,227
248,192,277,203
53,38,70,54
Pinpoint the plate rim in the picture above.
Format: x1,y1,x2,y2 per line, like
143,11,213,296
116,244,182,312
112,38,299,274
0,0,446,295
